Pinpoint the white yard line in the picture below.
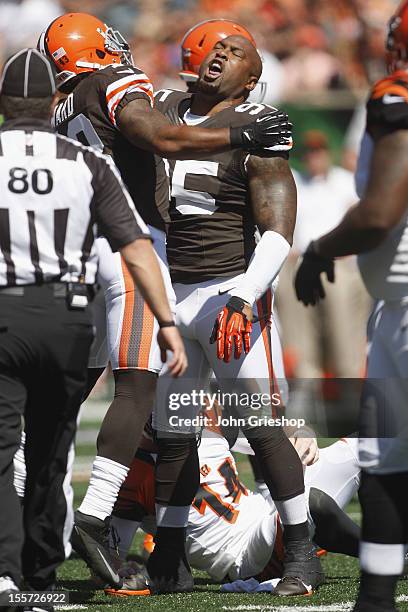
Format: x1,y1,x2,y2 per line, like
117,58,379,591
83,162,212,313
398,594,408,602
55,606,88,610
222,605,353,611
221,594,408,611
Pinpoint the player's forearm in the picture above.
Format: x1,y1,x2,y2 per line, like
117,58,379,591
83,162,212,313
120,240,174,325
229,230,290,305
315,203,389,259
118,100,292,159
118,103,232,158
317,130,408,259
151,124,232,159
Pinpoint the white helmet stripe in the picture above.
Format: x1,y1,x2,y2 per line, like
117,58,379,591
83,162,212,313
38,31,47,56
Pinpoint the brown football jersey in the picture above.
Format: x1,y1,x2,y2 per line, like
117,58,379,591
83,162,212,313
155,89,290,283
53,64,169,231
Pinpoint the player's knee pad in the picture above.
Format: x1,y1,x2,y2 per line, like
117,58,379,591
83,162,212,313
155,436,199,506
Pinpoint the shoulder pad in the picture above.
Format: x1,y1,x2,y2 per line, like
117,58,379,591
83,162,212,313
98,64,154,126
154,89,191,114
99,63,149,81
367,71,408,136
232,103,292,155
230,101,281,124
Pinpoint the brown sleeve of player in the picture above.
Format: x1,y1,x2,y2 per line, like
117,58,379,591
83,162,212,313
83,149,151,251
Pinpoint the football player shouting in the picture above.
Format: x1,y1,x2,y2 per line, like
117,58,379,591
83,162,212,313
179,17,268,104
149,34,322,596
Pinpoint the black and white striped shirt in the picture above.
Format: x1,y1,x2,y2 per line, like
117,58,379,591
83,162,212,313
0,118,150,287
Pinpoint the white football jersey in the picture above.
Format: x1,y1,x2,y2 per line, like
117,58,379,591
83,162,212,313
356,130,408,300
186,432,277,580
186,434,360,580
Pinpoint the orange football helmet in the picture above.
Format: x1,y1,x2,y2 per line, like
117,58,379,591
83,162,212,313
386,0,408,72
38,12,133,89
180,19,256,83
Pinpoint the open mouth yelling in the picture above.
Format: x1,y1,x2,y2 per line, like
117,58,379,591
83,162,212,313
204,58,224,82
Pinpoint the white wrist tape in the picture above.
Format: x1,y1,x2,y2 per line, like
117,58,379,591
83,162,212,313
230,230,290,305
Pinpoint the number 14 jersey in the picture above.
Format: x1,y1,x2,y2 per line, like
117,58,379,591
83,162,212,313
186,432,276,581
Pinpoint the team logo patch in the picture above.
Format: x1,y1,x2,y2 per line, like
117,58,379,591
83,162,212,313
200,464,211,477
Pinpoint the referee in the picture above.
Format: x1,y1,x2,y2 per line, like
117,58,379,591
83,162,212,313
0,49,186,604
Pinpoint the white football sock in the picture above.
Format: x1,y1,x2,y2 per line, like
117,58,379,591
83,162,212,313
275,493,308,526
360,542,405,575
13,431,26,498
110,516,141,560
156,503,190,528
78,456,129,521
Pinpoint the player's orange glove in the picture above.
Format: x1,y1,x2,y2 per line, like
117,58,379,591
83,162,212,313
210,297,253,363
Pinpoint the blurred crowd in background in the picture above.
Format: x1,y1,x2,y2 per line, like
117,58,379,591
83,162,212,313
0,0,389,383
0,0,399,98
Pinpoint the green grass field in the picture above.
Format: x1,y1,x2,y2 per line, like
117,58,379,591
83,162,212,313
57,497,408,611
59,398,408,611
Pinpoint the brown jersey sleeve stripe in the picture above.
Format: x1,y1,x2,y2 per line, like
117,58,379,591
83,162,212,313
106,78,153,125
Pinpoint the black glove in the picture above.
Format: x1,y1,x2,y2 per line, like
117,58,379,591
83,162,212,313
230,110,292,151
294,242,335,306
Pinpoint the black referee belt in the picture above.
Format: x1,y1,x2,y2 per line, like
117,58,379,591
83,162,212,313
0,282,95,299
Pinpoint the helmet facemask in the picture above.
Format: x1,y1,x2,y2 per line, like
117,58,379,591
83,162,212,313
103,26,134,66
386,14,408,72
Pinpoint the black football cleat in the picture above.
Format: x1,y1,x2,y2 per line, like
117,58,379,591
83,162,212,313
105,562,151,597
274,541,325,596
146,547,194,594
71,510,122,589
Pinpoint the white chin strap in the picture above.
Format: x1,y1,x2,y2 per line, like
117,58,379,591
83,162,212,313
76,60,105,71
179,71,199,83
55,69,77,88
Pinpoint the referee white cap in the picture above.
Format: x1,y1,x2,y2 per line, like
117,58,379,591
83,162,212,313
0,48,56,98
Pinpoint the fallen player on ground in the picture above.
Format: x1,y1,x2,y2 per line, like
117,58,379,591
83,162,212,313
105,415,361,596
